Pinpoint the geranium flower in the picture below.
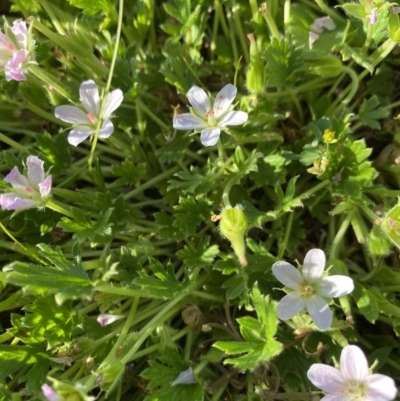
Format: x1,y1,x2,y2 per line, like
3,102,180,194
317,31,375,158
0,156,52,211
309,16,336,48
173,84,248,146
0,21,31,81
54,80,123,146
308,345,397,401
272,248,354,330
96,314,124,326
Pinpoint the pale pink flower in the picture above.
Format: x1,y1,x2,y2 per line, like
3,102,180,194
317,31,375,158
173,84,248,146
272,249,354,330
308,345,397,401
97,314,124,326
368,7,378,25
309,16,336,49
0,21,30,81
54,80,123,146
0,156,52,211
41,384,61,401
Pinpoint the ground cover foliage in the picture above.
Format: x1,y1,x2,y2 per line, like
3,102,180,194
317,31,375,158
0,0,400,399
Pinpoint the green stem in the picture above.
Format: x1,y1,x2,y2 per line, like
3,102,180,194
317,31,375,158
123,166,179,199
278,212,294,259
299,179,330,199
135,98,169,130
88,0,124,170
260,3,280,40
314,0,346,23
190,290,225,303
329,212,353,261
28,65,71,100
0,132,30,153
121,292,187,364
96,285,149,298
46,200,73,217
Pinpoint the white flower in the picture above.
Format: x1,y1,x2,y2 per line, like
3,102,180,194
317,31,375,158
0,155,52,211
173,84,248,147
54,80,123,146
272,249,354,330
307,345,397,401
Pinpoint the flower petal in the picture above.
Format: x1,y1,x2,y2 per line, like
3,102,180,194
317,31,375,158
213,84,237,119
365,373,397,401
316,276,354,298
39,176,52,198
98,120,114,139
187,86,211,118
26,155,45,187
320,396,351,401
302,248,326,282
11,21,28,49
80,80,100,116
309,32,319,49
340,345,369,383
305,295,332,330
68,126,94,146
5,66,26,81
103,89,123,120
200,127,220,146
276,292,305,320
97,314,125,326
307,364,346,394
172,368,195,386
4,49,28,81
4,166,30,189
173,113,207,130
0,193,37,210
55,105,92,125
219,111,248,127
272,261,303,290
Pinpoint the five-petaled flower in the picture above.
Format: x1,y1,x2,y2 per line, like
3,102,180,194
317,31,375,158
54,80,123,146
173,84,248,147
272,248,354,330
0,156,52,211
0,20,31,81
308,345,397,401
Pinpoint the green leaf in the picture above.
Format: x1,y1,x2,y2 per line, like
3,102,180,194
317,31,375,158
358,96,389,129
3,244,93,304
134,258,190,298
214,286,282,371
168,166,213,194
352,283,379,323
173,196,213,241
67,0,110,15
177,237,219,268
268,176,303,218
112,160,147,186
263,39,303,90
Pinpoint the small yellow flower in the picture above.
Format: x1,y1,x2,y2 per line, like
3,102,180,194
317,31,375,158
323,129,337,144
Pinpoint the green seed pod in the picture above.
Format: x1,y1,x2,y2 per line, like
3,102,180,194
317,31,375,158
246,34,266,95
219,205,248,266
389,12,400,42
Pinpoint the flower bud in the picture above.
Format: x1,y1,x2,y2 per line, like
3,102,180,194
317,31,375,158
389,11,400,42
308,56,343,78
182,304,204,330
219,205,248,266
380,199,400,248
245,34,266,95
96,361,125,390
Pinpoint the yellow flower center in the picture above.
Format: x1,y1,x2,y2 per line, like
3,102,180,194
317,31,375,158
323,129,337,144
300,283,315,297
345,381,368,400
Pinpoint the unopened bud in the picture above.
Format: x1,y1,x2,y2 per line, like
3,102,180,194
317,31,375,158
381,199,400,248
389,11,400,42
308,56,343,78
246,34,266,95
219,205,248,266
